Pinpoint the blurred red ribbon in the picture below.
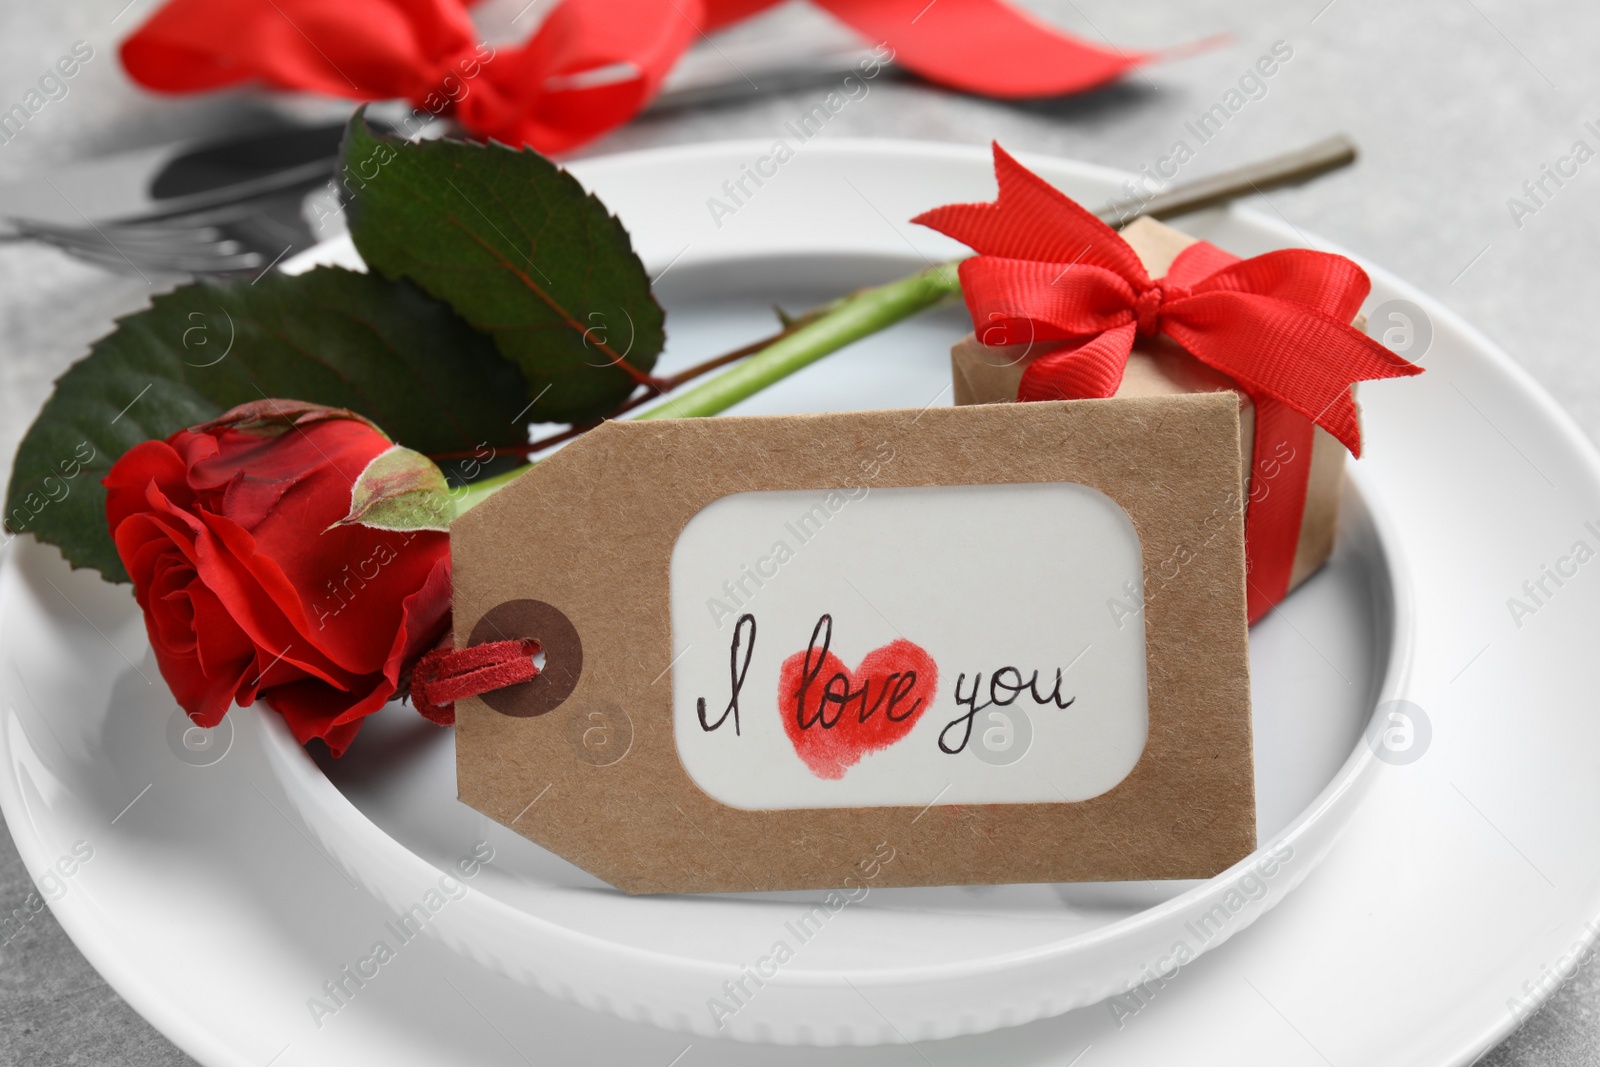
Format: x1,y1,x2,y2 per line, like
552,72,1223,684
120,0,1162,153
914,145,1423,621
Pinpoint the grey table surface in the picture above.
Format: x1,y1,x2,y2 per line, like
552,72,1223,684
1,0,1598,1063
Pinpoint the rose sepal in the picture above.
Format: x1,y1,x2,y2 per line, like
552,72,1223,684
337,445,456,533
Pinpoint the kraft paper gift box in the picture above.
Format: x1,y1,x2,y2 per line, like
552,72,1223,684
949,216,1356,610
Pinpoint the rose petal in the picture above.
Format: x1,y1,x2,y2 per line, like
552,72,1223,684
186,579,260,685
381,552,453,692
261,676,386,757
104,439,192,535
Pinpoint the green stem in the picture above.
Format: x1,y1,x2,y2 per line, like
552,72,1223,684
453,260,961,516
637,261,960,420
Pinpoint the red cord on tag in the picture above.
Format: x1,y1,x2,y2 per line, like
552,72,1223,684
410,638,541,726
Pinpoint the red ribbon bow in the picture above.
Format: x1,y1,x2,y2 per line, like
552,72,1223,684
914,144,1421,458
121,0,1171,154
914,145,1423,621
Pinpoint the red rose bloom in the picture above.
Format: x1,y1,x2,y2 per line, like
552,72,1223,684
103,403,451,755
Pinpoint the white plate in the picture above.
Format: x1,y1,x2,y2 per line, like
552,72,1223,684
2,141,1597,1067
261,149,1411,1041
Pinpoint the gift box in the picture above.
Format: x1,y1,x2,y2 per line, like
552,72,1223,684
947,216,1362,622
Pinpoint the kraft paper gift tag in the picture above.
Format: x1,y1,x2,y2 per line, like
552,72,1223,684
449,394,1255,894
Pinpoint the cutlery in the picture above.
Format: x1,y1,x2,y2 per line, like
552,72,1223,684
0,122,1357,277
0,46,892,241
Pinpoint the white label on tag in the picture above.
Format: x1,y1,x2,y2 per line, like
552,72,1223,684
668,482,1148,810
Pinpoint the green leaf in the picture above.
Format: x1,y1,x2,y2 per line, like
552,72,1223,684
339,445,454,532
5,266,532,582
341,112,665,424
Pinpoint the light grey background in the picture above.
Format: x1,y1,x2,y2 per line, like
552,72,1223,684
1,0,1596,1063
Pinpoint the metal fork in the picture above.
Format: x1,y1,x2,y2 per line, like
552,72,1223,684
0,46,896,278
2,187,318,276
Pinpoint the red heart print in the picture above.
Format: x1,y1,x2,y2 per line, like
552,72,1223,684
779,614,939,780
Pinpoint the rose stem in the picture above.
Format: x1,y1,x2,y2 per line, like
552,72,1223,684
452,134,1358,514
429,300,850,463
451,261,960,515
637,261,960,420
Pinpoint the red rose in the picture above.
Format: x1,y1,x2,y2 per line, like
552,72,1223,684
104,402,451,755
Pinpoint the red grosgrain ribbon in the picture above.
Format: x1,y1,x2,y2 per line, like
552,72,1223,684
801,0,1147,98
120,0,698,154
121,0,1161,154
913,144,1423,622
410,638,540,725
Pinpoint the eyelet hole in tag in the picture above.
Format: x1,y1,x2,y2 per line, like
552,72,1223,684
467,599,583,717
